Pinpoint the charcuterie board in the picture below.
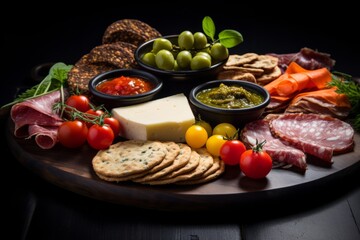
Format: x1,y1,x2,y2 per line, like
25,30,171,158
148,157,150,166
6,117,360,211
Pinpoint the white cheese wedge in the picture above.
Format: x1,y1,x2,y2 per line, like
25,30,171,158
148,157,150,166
111,93,195,142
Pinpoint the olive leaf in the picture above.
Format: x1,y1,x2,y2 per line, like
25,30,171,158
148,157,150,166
219,30,243,48
202,16,216,42
202,16,243,49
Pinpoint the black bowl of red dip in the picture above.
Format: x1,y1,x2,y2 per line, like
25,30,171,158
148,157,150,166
89,69,163,108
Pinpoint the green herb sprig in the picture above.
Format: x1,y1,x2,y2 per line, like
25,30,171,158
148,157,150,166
1,62,73,109
328,72,360,131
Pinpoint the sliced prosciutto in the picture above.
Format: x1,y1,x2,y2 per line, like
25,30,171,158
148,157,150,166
269,113,354,162
267,47,336,72
241,119,307,170
10,90,65,149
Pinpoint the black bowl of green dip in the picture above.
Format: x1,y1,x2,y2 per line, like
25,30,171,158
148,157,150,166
189,80,270,128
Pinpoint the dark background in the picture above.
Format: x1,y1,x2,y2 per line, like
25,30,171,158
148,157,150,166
2,6,359,106
2,6,360,240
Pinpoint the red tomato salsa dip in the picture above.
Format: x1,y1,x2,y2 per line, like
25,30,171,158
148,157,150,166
96,76,154,95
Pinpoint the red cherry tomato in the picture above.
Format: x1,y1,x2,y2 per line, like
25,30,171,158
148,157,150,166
240,140,272,179
220,140,246,165
84,109,105,128
57,120,88,148
87,124,114,150
65,95,90,112
104,117,121,136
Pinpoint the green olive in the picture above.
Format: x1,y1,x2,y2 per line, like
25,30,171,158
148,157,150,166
178,31,194,50
210,43,229,61
155,49,175,70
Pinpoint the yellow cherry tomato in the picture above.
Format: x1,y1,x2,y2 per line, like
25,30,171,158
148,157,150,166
195,119,212,136
185,125,208,148
212,123,238,138
206,134,227,157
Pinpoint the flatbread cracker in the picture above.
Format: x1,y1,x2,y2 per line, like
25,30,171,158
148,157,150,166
92,140,166,178
225,53,259,66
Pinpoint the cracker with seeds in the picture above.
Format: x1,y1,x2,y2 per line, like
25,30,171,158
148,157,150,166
133,143,191,183
67,54,116,94
143,150,201,185
177,157,225,185
102,19,162,46
92,140,167,178
87,41,137,68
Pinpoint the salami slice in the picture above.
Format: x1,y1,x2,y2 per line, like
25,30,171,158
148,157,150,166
28,125,59,149
269,113,354,162
241,119,307,170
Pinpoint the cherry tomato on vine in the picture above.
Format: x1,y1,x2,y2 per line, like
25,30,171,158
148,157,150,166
65,94,90,112
57,120,88,148
185,125,208,148
84,109,105,128
240,140,272,179
87,124,114,150
220,140,247,165
104,117,121,136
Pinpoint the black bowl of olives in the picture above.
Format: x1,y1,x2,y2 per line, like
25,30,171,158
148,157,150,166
188,80,271,128
134,34,228,81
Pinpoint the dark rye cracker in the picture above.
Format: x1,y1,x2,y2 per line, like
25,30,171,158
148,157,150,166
87,41,137,69
67,54,115,94
102,19,162,46
67,42,136,94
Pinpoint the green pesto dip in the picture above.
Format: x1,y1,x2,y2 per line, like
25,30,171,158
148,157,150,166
196,83,264,109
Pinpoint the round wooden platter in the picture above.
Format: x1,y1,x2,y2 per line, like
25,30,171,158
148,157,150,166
6,118,360,211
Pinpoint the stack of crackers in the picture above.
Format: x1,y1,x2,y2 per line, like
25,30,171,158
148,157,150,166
217,53,282,85
67,19,161,94
92,140,225,185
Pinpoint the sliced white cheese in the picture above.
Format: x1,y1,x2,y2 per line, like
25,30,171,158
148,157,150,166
111,93,195,142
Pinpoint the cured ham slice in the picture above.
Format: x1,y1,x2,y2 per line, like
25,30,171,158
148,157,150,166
285,87,351,119
267,47,336,72
10,90,65,149
241,119,307,170
269,113,354,162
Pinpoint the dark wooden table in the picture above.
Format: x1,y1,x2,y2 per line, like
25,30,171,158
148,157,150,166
2,8,360,240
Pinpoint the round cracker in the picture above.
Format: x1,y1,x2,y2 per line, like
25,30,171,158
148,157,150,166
102,19,161,46
133,143,191,183
177,158,225,185
92,140,166,178
146,141,180,174
87,41,136,68
67,54,116,94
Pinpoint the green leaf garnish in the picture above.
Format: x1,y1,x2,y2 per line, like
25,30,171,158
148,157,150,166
202,16,243,49
202,16,216,42
218,29,244,48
